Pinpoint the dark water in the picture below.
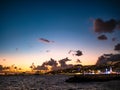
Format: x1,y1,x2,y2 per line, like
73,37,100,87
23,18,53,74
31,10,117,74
0,75,120,90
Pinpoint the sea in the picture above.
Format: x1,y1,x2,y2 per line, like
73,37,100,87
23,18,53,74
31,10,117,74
0,74,120,90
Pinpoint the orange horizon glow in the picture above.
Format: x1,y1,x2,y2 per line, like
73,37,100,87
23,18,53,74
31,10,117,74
0,47,115,71
0,54,98,71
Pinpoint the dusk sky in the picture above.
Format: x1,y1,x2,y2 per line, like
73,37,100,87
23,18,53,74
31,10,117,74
0,0,120,70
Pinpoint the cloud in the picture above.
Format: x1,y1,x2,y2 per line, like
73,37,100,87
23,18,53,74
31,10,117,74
38,38,54,43
97,35,107,40
34,57,81,71
34,65,48,70
114,43,120,51
16,48,18,51
68,50,75,56
59,57,71,68
68,50,83,56
68,50,72,54
96,54,120,65
41,57,73,70
46,50,50,53
94,18,120,33
34,58,58,71
76,59,81,63
112,37,117,42
43,58,58,67
75,50,83,56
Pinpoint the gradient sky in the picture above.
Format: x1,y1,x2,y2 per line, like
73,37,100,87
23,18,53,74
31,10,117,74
0,0,120,70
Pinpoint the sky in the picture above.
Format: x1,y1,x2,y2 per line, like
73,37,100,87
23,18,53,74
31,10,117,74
0,0,120,70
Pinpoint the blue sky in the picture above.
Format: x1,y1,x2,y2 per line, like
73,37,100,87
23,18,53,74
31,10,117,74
0,0,120,70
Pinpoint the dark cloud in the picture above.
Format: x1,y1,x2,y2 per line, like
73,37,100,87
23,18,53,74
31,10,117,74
75,50,83,56
68,50,75,56
96,54,120,65
94,18,120,33
42,57,73,70
97,35,107,40
16,48,19,51
68,50,72,54
112,37,117,42
59,57,71,68
34,65,48,70
68,50,83,56
114,43,120,51
34,58,58,71
43,58,58,67
116,20,120,29
46,50,50,53
38,38,54,43
76,59,81,63
31,62,48,71
33,57,81,71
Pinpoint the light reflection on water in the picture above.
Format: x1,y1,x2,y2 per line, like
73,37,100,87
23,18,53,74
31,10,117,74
0,75,120,90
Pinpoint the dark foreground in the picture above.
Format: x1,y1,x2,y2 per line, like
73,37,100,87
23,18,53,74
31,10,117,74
0,74,120,90
66,74,120,83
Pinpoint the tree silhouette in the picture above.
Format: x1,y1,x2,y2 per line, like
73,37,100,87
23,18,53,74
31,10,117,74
14,66,17,72
0,65,3,71
30,63,36,72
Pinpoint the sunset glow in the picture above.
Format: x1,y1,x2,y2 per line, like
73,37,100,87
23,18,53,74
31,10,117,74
0,0,120,71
